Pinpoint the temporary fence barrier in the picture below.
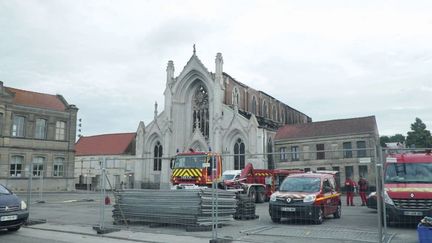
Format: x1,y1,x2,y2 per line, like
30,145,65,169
7,147,429,242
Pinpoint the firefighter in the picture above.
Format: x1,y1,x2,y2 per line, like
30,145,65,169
344,176,356,206
358,175,368,206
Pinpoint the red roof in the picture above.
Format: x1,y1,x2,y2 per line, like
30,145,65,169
6,87,67,111
275,116,378,140
75,133,136,156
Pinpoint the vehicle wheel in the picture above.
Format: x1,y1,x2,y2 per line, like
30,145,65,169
271,216,281,223
248,187,257,202
314,207,324,224
333,204,341,219
7,226,21,231
256,187,265,203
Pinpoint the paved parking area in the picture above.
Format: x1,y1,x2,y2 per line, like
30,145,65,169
18,191,418,243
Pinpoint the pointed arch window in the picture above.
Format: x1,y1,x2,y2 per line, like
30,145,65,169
232,87,240,106
153,141,163,171
192,84,209,138
262,101,268,118
272,105,277,121
280,108,284,123
251,96,257,114
234,138,245,170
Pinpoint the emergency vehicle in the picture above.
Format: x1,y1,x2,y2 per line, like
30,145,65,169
170,149,222,189
384,150,432,224
268,171,341,224
171,149,302,203
220,163,303,203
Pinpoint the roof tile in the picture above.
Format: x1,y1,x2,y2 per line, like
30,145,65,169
6,87,67,111
75,133,136,156
275,116,378,140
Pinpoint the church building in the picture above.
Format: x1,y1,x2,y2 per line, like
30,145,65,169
134,48,311,189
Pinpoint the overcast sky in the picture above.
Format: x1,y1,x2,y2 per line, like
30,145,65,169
1,0,431,138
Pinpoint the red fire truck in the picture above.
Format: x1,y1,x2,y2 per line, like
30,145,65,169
221,163,303,203
384,150,432,224
170,149,302,203
170,149,222,189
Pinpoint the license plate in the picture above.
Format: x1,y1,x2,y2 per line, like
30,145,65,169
403,211,423,216
1,215,18,221
281,207,296,212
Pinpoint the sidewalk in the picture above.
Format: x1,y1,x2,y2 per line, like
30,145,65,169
26,223,232,243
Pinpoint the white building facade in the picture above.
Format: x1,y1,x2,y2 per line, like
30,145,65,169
135,50,311,189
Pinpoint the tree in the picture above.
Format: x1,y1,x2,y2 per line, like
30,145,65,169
406,118,432,148
380,136,390,147
380,134,406,147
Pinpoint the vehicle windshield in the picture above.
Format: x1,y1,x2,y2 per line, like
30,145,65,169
0,185,12,195
279,177,321,192
385,162,432,183
222,174,238,180
173,155,207,169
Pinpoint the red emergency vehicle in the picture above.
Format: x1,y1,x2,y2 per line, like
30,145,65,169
170,149,222,188
384,150,432,224
268,171,341,224
221,163,303,203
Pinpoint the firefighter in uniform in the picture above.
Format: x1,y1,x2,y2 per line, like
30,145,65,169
344,176,356,206
358,175,368,206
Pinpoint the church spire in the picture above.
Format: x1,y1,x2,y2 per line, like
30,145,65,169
193,44,196,55
154,101,158,120
166,60,174,85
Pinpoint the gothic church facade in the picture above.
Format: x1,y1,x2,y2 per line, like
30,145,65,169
135,49,311,189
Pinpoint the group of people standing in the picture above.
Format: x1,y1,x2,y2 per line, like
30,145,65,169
344,175,368,206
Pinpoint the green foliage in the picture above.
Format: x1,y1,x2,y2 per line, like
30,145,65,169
406,118,432,148
380,134,405,147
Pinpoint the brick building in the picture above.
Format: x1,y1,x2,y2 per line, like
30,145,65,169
274,116,380,189
0,81,78,191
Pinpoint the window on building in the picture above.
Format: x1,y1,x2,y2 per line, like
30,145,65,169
291,146,299,161
357,141,367,158
262,101,268,118
10,155,23,177
232,87,240,106
153,141,162,171
12,115,25,137
304,168,311,172
0,113,3,135
359,165,368,178
192,84,209,138
35,118,47,139
53,157,65,177
280,108,284,123
272,105,276,120
317,167,326,170
343,142,352,158
251,96,257,114
345,165,354,179
279,147,287,161
55,121,66,140
32,157,45,177
332,166,341,189
234,138,245,170
316,144,325,160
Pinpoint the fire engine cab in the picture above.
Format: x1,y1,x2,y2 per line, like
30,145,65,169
170,149,222,189
384,150,432,224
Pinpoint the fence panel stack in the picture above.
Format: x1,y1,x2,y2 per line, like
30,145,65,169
112,189,237,229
